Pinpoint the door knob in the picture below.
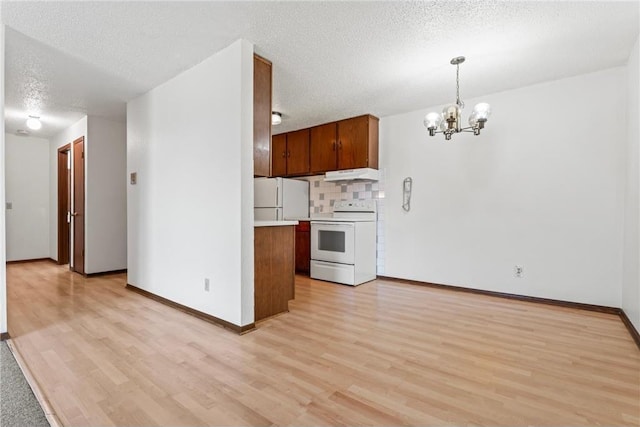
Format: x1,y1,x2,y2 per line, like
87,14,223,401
71,212,78,216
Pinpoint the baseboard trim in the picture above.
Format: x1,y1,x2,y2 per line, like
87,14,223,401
377,276,619,314
6,258,56,265
377,276,639,350
125,284,255,334
86,269,127,278
619,309,640,349
0,332,10,341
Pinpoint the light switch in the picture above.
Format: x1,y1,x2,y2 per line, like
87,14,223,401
5,202,12,210
130,172,137,185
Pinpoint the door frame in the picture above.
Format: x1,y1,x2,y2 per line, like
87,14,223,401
72,137,85,275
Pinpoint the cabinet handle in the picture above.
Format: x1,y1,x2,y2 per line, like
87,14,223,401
282,151,286,158
287,151,291,157
338,141,342,149
332,141,336,151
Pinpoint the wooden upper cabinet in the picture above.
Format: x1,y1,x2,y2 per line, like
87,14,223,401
310,122,338,174
272,130,310,177
271,133,287,177
337,115,379,170
271,114,378,177
286,129,310,176
253,55,272,177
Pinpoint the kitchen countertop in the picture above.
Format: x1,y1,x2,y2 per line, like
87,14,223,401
254,220,299,227
284,217,311,221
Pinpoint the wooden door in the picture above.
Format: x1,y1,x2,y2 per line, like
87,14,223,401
253,55,272,177
310,122,337,173
73,137,85,274
271,134,287,177
337,115,370,170
285,129,310,176
57,145,71,265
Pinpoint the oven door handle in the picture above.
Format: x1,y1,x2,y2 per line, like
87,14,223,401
312,222,355,228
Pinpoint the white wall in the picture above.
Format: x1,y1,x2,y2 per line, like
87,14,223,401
239,42,255,326
127,39,255,327
5,134,50,261
1,24,7,337
380,67,626,307
85,116,127,274
49,116,87,263
623,35,640,331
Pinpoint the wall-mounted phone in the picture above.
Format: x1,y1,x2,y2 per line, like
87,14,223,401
402,177,412,212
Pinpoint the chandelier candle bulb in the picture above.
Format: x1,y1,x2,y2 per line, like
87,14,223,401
473,103,491,120
424,112,443,136
469,113,478,127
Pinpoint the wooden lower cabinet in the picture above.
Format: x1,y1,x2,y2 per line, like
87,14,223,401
295,221,310,275
254,225,295,322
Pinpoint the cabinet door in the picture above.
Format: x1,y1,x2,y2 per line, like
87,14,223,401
254,226,295,321
286,129,310,176
271,133,287,177
295,222,310,275
310,123,338,173
337,115,372,170
253,55,272,177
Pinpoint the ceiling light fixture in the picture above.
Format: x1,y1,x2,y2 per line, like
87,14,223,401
26,115,42,130
423,56,491,140
272,111,282,126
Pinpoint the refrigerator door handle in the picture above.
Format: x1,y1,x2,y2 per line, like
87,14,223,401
276,185,279,207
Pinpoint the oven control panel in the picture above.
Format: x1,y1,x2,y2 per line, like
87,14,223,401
334,200,376,213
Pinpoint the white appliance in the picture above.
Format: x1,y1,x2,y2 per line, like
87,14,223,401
254,177,309,221
310,200,377,286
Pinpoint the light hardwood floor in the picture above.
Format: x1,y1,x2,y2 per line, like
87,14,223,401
6,261,640,426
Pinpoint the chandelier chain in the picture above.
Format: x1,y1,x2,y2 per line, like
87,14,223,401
456,63,461,107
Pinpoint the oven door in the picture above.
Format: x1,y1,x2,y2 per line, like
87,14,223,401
311,222,355,264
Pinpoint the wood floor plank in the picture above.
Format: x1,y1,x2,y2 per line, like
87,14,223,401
6,261,640,426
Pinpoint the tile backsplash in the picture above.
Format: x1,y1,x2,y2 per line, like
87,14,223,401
302,173,385,274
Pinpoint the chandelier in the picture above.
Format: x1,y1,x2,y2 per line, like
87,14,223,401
423,56,491,140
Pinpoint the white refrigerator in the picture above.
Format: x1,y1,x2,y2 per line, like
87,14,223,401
254,177,309,221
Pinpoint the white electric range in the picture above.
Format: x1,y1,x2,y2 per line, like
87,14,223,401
310,200,377,286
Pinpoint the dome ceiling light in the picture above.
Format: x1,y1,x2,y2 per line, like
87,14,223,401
26,115,42,130
272,111,282,126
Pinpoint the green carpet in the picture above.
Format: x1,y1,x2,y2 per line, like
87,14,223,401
0,341,49,427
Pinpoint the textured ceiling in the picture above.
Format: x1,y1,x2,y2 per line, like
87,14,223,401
2,1,639,138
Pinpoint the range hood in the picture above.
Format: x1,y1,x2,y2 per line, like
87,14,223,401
324,168,379,182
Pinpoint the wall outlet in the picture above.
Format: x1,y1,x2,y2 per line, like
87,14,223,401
514,265,524,278
204,278,210,292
